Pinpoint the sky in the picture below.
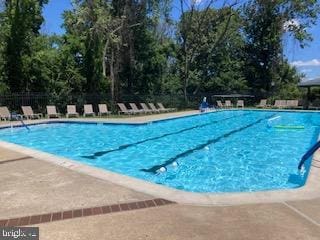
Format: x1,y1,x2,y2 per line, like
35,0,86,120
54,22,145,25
42,0,320,80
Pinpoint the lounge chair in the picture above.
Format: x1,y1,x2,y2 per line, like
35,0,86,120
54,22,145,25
286,100,303,109
281,100,287,108
129,103,145,114
216,100,224,108
83,104,95,117
256,99,268,108
309,104,320,110
0,107,23,121
157,103,176,112
236,100,244,108
140,103,155,113
117,103,135,115
225,100,232,108
285,100,294,109
98,104,111,117
21,106,42,119
274,100,286,109
46,105,61,118
154,103,169,112
148,103,162,113
0,106,11,121
66,105,79,118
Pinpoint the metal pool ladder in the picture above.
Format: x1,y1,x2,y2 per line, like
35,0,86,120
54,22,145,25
11,113,30,131
19,118,30,131
298,140,320,171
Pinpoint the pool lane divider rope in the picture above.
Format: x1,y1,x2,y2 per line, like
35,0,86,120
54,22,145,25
82,112,252,159
0,198,175,227
141,113,276,174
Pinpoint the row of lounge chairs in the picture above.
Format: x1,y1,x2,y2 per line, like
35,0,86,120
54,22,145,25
216,100,244,108
215,99,303,109
0,102,175,121
117,103,175,115
256,99,302,109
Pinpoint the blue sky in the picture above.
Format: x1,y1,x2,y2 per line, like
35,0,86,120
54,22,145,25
42,0,320,80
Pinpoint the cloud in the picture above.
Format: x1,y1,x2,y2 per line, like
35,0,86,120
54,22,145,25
300,69,313,73
192,0,204,4
283,19,300,31
291,59,320,67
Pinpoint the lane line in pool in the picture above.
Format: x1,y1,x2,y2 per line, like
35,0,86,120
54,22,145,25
141,113,276,174
81,112,252,159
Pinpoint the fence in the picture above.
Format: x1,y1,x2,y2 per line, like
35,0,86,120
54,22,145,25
0,93,202,114
0,92,258,114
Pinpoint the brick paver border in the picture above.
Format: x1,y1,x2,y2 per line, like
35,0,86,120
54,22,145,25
0,198,175,227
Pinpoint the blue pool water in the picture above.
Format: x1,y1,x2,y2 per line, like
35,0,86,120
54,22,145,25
0,110,318,193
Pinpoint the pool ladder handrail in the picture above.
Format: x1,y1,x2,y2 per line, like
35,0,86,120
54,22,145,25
11,113,30,131
298,140,320,170
19,118,30,131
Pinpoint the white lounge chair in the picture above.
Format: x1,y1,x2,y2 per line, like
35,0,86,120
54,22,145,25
0,106,11,121
140,103,155,113
21,106,42,119
83,104,95,117
0,107,23,121
157,103,175,112
286,100,303,109
129,103,145,114
148,103,162,113
66,105,79,118
98,104,111,117
256,99,268,108
117,103,135,115
236,100,244,108
225,100,232,108
274,100,286,109
216,100,224,108
46,105,61,118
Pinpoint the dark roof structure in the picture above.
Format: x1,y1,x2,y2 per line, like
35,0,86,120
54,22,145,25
298,78,320,87
212,94,254,98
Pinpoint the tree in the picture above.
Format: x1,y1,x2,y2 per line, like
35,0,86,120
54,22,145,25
0,3,8,93
176,0,240,102
63,0,172,102
0,0,319,104
242,0,320,97
177,8,247,95
2,0,48,92
63,0,113,93
110,0,173,99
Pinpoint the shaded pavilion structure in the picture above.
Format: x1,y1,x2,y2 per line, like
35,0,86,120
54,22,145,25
298,77,320,109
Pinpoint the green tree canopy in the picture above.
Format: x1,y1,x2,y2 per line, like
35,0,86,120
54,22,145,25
2,0,48,92
242,0,320,97
0,0,319,104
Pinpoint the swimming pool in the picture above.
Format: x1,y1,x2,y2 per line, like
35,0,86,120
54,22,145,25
0,110,318,193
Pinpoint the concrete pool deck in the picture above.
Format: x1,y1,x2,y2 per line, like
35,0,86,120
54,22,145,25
37,203,320,240
1,110,320,239
1,148,320,239
0,147,154,219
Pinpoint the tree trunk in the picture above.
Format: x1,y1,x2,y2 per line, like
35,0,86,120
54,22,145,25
110,47,115,103
102,39,109,78
183,40,189,104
